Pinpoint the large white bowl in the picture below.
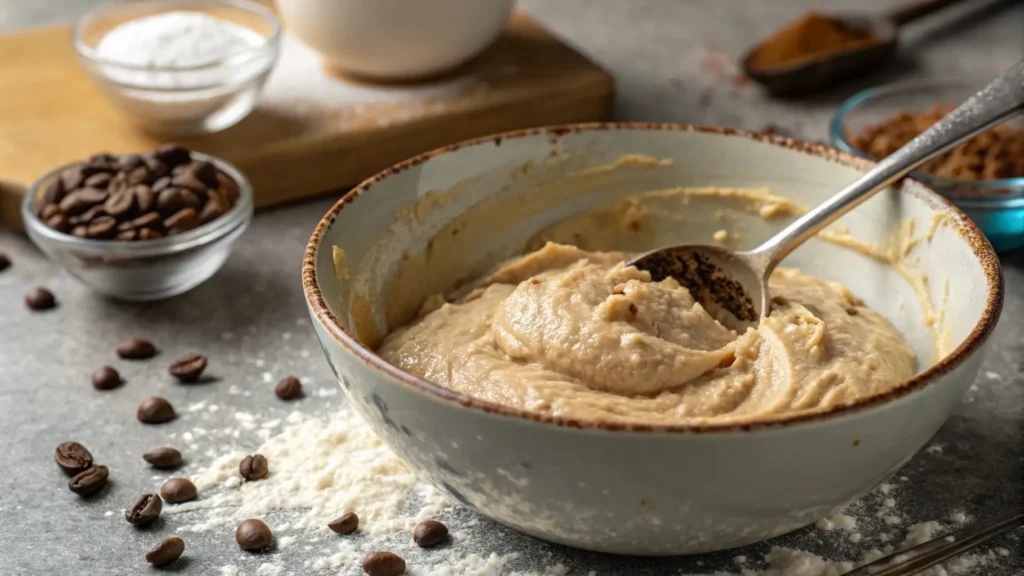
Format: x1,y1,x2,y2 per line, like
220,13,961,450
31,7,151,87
303,124,1002,555
277,0,515,80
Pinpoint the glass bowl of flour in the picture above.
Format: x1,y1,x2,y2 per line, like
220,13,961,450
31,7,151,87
74,0,281,136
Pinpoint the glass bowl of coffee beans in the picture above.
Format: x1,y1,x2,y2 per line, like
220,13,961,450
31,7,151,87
21,145,253,300
830,79,1024,252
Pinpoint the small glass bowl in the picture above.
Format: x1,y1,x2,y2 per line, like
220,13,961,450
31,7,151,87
73,0,282,136
21,153,253,301
830,79,1024,253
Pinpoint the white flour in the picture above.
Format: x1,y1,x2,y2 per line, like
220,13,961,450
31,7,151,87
96,11,263,69
164,409,449,534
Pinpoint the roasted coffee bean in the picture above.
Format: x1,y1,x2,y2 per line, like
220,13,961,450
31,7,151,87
156,187,194,214
42,177,66,205
25,287,56,310
164,207,198,232
68,465,108,497
362,551,406,576
160,477,197,503
198,197,226,225
125,493,163,526
154,144,192,168
235,519,273,551
138,228,163,240
71,225,88,238
103,188,135,216
118,154,144,172
39,203,60,219
274,376,302,400
146,157,170,181
239,454,269,481
131,184,155,213
86,215,118,239
73,203,108,225
328,512,359,535
87,153,119,171
127,165,151,186
115,230,137,241
55,442,93,475
127,211,161,230
170,172,207,193
117,338,157,359
217,171,240,203
168,353,207,383
0,251,10,272
59,187,108,215
91,366,122,390
145,537,184,566
45,213,71,233
84,172,113,189
413,520,448,548
151,176,171,194
137,396,175,424
143,446,182,469
60,166,85,190
189,160,219,188
108,172,129,195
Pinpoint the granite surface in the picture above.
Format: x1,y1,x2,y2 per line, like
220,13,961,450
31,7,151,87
1,1,1022,574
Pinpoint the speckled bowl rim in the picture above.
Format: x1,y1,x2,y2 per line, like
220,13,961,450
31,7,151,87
302,122,1004,434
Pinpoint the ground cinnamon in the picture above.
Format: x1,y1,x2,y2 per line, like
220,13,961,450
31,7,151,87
748,12,876,71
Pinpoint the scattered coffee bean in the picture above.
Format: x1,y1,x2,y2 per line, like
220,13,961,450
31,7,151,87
235,519,273,551
143,446,183,469
25,287,56,311
274,376,302,400
145,537,184,566
413,520,449,548
36,147,239,241
117,338,157,359
125,493,163,526
239,454,269,481
328,512,359,535
362,551,406,576
168,353,207,383
160,477,197,503
91,366,122,390
68,465,109,497
0,251,9,272
54,441,93,476
137,396,175,424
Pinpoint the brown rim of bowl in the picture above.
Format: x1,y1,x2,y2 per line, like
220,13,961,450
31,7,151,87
302,122,1004,434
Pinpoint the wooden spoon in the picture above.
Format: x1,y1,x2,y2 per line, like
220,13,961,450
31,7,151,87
742,0,970,97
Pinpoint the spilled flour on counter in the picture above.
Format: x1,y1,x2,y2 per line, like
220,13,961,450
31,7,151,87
163,409,450,534
153,397,1016,575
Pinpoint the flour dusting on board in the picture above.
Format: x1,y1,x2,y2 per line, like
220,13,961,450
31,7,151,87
260,36,480,112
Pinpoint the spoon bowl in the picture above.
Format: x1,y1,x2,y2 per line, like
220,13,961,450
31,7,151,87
742,15,895,97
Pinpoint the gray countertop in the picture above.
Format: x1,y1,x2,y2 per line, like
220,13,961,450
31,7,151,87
1,1,1022,574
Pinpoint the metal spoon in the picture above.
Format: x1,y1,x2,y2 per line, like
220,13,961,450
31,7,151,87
742,0,970,97
628,58,1024,325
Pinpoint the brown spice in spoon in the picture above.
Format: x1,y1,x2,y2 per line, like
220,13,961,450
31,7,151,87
748,12,876,71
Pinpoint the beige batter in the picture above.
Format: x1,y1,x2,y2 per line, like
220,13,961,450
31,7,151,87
377,243,916,425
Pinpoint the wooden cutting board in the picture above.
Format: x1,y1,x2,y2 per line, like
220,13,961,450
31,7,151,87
0,12,614,230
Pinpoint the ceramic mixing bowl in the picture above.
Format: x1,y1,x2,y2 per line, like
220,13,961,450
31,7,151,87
303,124,1002,555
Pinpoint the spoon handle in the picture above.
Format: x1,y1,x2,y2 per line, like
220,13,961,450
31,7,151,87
888,0,970,27
749,57,1024,272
